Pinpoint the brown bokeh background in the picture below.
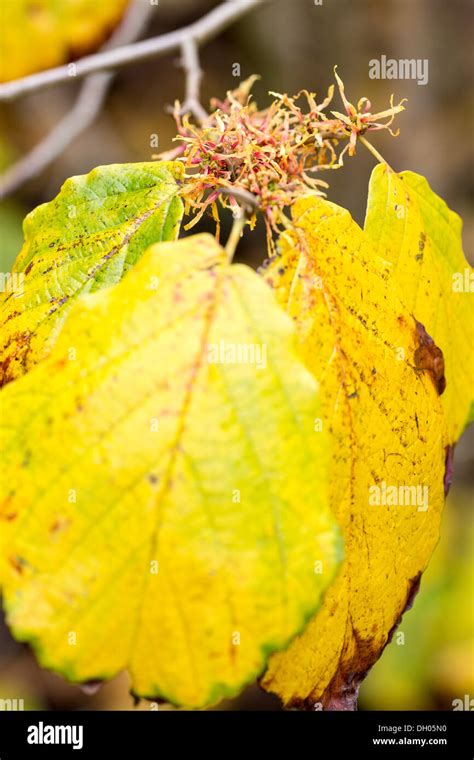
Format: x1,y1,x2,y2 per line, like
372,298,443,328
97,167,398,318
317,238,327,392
0,0,472,711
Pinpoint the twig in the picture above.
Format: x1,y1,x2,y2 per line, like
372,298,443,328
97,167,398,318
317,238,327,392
0,0,268,198
225,214,247,262
0,0,155,199
0,76,110,199
0,0,268,102
221,188,258,261
218,186,259,215
179,37,208,125
358,135,389,166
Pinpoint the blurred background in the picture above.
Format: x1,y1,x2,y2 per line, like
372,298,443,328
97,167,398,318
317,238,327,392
0,0,472,711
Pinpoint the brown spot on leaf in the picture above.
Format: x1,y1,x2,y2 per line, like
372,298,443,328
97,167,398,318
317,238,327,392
414,320,446,395
0,493,15,520
9,555,27,575
4,310,20,324
49,517,71,535
0,329,32,386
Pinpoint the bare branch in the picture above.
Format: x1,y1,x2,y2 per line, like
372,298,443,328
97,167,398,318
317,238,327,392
225,213,247,262
179,37,208,125
218,186,259,215
0,0,268,102
0,0,268,198
0,0,155,199
0,75,111,199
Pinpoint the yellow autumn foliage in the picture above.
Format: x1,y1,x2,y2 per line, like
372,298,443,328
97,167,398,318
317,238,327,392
260,195,448,708
0,233,342,708
0,0,129,82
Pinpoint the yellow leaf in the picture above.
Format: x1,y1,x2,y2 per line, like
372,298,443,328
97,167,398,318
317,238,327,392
0,161,183,385
0,0,129,82
0,233,342,708
260,196,447,709
365,164,474,442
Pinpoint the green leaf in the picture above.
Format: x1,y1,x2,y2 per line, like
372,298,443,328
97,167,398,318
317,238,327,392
0,161,184,385
0,233,342,708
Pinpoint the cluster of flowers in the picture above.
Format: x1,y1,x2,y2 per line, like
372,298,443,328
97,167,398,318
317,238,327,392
161,70,405,247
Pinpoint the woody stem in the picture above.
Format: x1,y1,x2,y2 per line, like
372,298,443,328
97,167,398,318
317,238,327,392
359,136,389,166
225,213,247,263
